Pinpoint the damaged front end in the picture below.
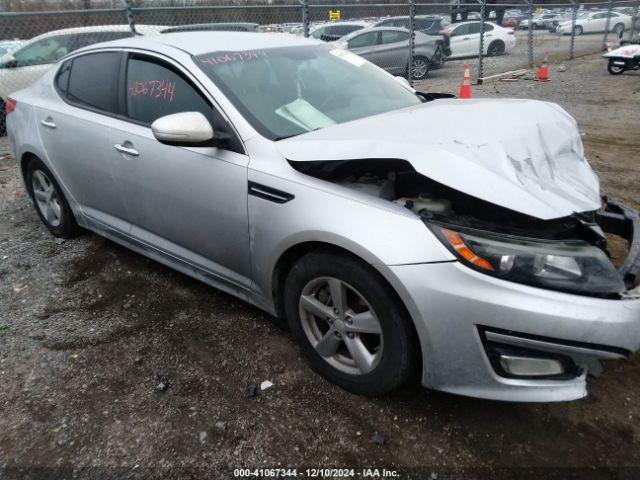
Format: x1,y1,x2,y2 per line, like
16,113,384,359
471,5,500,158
290,157,640,299
286,158,640,398
279,98,640,399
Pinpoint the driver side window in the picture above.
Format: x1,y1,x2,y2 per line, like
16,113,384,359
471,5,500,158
125,54,242,152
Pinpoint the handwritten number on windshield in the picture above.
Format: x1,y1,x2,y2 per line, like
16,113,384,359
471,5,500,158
199,50,268,66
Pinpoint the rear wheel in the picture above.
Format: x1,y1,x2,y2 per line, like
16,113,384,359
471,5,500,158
487,40,505,56
607,60,626,75
25,158,83,238
573,25,583,36
613,23,625,35
410,55,430,81
284,251,418,396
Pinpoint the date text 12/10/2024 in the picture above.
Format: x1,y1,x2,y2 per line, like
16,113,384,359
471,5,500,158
233,468,400,478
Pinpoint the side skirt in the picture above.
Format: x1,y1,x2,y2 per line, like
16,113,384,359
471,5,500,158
80,213,277,317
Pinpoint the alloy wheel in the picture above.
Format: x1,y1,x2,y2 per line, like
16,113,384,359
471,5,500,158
31,170,62,227
412,58,429,80
298,276,383,375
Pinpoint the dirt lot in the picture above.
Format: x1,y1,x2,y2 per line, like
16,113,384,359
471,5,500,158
1,54,639,480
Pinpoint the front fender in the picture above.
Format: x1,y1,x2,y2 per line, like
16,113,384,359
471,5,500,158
247,168,454,306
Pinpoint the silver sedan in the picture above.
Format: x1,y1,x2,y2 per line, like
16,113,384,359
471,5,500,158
6,32,640,402
333,27,445,80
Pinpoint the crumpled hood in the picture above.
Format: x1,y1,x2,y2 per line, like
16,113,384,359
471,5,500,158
277,98,601,220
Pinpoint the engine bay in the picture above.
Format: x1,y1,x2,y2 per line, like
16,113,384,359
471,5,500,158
290,158,640,292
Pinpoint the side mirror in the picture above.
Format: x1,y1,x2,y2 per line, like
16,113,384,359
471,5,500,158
151,111,214,146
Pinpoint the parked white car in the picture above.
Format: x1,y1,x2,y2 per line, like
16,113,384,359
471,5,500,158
443,21,516,58
556,11,632,35
0,40,24,57
0,25,161,103
308,22,371,42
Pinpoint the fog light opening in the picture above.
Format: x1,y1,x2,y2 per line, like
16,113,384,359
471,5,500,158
499,355,565,377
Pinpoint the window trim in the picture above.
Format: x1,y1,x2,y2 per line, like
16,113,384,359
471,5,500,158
53,47,246,155
54,49,123,118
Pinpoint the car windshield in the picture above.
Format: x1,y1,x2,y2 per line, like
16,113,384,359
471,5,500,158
194,44,421,140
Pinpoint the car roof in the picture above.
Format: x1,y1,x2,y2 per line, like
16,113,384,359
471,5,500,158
161,22,259,31
23,24,162,42
340,26,423,40
449,21,500,27
75,31,323,56
310,21,370,30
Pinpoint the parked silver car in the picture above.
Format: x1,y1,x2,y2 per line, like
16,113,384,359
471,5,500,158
333,27,445,80
6,32,640,402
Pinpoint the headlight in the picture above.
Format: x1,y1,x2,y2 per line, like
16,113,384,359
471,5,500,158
431,225,625,297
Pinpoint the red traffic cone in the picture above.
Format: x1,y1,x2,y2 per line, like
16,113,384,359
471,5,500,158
459,64,472,99
535,51,550,82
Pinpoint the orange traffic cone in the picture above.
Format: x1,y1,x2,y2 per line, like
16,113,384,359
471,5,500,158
535,51,550,82
459,64,472,99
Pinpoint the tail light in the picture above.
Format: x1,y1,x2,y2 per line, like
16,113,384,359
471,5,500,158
5,97,16,114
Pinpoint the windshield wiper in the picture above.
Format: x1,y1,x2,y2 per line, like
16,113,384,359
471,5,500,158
274,133,301,141
274,127,322,141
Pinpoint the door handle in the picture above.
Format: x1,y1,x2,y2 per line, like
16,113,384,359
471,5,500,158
40,119,56,129
114,143,140,157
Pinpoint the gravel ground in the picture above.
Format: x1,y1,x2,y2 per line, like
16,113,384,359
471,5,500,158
1,53,640,480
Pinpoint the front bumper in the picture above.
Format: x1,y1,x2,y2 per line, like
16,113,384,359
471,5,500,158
387,201,640,402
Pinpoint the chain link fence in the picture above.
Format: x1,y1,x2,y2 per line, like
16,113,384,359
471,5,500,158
1,0,639,133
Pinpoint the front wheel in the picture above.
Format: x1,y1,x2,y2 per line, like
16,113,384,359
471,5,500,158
607,60,626,75
284,251,419,396
573,25,583,36
410,55,430,81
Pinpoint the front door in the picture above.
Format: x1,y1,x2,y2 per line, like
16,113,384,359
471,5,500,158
109,52,251,290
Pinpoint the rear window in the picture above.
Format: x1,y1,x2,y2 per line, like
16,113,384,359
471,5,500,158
64,51,121,114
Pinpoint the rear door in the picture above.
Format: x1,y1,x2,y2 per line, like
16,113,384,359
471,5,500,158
36,50,131,229
588,13,606,32
108,52,251,289
347,31,382,62
375,30,410,74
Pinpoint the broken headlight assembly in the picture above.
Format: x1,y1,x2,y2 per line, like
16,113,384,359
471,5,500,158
430,225,625,298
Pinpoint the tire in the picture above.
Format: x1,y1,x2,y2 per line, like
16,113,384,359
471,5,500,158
0,103,6,137
25,157,83,238
487,40,505,56
409,55,430,81
607,60,626,75
573,25,583,36
284,251,419,396
613,23,625,35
